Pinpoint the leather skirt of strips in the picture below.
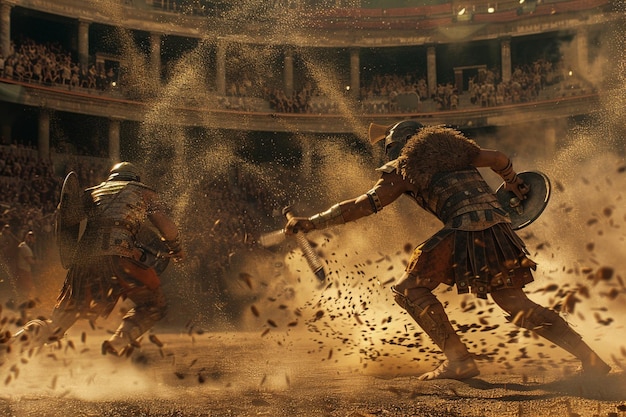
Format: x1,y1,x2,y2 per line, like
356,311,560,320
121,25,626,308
55,255,160,319
403,222,536,299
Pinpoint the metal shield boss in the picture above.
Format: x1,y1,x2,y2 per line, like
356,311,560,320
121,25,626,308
495,171,551,230
56,171,85,269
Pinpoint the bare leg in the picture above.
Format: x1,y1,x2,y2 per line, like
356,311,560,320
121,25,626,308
491,287,610,376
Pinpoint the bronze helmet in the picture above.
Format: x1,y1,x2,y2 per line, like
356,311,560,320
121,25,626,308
108,161,141,182
368,120,424,160
384,120,424,160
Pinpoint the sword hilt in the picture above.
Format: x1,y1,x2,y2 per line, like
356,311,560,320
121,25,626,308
283,206,326,282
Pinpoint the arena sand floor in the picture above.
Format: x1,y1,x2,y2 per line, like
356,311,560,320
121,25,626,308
1,323,625,417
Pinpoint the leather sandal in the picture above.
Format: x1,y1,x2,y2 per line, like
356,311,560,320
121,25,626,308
418,355,480,381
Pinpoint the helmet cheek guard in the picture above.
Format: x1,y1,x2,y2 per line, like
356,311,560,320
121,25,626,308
384,120,424,160
385,141,404,161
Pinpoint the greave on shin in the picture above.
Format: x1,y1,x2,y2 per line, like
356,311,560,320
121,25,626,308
106,317,146,354
11,308,78,351
510,305,595,362
11,319,56,350
105,304,166,355
393,288,470,360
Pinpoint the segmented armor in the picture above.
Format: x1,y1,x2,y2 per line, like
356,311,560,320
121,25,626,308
54,179,163,318
378,161,509,231
79,180,157,259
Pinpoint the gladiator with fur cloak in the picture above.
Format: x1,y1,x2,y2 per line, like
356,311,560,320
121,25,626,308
284,124,610,381
386,126,536,299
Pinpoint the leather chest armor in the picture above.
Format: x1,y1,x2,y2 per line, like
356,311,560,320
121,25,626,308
377,162,509,231
425,168,508,230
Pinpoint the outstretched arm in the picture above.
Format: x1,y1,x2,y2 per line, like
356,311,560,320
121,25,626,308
285,170,411,236
472,149,528,200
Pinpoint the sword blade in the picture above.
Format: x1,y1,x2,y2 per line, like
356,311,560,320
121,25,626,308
258,229,287,248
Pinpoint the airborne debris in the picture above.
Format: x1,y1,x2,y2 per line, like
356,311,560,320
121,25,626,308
149,334,164,348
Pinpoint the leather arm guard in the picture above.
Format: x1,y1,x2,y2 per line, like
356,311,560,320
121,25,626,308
308,203,345,230
492,158,518,184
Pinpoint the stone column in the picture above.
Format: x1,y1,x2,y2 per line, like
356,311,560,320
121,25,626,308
38,109,50,160
576,26,589,79
349,47,360,98
500,37,511,83
426,45,437,98
150,32,162,82
216,39,226,96
454,68,463,93
108,119,121,163
284,47,294,98
78,20,90,69
0,1,11,59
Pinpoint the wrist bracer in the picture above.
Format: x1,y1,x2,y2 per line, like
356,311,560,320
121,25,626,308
308,204,345,230
494,159,518,184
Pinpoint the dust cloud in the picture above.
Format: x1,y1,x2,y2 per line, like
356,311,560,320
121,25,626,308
230,130,626,381
1,0,625,407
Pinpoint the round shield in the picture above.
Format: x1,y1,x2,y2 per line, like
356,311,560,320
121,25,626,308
495,171,551,230
56,171,85,269
136,226,170,275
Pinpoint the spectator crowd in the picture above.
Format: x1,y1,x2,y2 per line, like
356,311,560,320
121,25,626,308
263,58,565,115
0,37,579,116
0,143,114,304
1,36,118,93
